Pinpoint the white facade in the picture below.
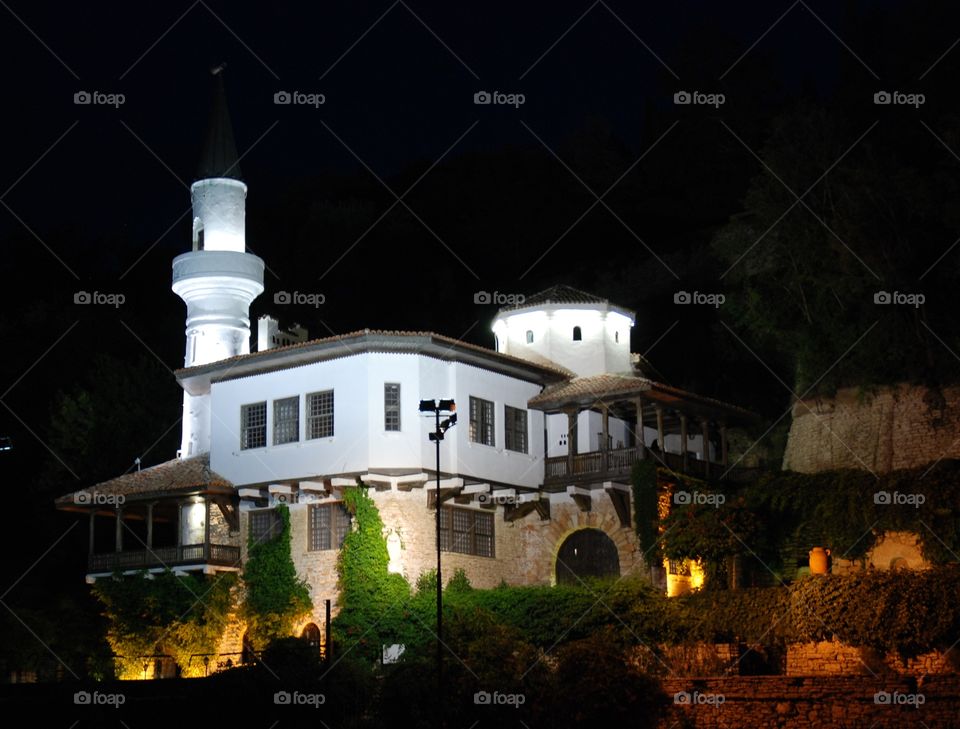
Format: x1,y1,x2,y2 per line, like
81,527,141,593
492,305,634,377
208,352,545,489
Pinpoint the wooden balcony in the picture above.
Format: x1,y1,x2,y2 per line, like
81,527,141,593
543,445,734,488
88,542,240,573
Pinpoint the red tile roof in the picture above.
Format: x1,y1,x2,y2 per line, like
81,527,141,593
55,453,232,508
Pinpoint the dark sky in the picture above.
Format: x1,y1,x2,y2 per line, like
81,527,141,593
0,0,954,432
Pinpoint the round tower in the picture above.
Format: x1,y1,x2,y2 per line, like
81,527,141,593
491,285,634,377
172,69,264,457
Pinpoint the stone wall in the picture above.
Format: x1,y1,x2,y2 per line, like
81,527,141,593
659,675,960,728
786,640,958,677
782,384,960,474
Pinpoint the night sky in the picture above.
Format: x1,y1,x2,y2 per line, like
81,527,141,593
3,0,960,606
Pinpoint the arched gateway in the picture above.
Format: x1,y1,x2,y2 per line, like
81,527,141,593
555,528,620,584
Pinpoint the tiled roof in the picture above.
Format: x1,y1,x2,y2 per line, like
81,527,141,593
497,284,635,317
175,329,575,380
55,454,232,507
527,373,756,420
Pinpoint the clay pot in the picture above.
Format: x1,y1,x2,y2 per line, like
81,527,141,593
809,547,831,575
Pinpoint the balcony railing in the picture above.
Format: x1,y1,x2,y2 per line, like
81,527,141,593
88,543,240,572
543,445,729,486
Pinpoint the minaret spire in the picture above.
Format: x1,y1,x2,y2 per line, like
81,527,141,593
197,64,242,181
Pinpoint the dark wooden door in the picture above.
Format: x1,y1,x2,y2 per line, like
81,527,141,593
556,528,620,584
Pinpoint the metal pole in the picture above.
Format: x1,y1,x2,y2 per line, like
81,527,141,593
435,408,443,727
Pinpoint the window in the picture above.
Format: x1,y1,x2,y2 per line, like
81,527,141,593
241,402,267,449
308,502,352,551
307,390,334,439
273,396,300,445
504,406,528,454
249,508,281,543
384,383,401,431
440,506,494,557
614,331,619,343
469,396,495,446
525,330,534,344
572,326,582,341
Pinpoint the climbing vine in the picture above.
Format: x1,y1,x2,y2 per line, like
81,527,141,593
240,502,312,648
92,570,236,678
631,460,660,562
332,482,413,660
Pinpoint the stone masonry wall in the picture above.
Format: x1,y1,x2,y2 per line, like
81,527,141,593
782,383,960,474
659,675,960,728
786,640,958,677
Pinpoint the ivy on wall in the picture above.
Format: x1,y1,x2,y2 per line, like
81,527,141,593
240,502,312,648
92,570,236,678
332,482,413,660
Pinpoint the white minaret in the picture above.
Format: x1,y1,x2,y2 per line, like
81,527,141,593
172,69,264,458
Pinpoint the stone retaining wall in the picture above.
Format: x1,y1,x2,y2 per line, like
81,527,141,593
659,675,960,728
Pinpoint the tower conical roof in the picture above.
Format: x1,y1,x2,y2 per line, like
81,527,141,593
197,66,242,181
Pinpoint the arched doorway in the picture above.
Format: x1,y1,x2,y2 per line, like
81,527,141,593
555,528,620,584
301,623,322,655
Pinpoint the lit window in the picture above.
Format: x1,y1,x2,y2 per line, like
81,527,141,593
525,330,534,344
469,396,495,446
307,390,334,439
504,406,528,454
573,326,582,341
249,508,280,544
384,383,401,432
440,506,494,557
241,402,267,449
308,502,352,551
273,396,300,445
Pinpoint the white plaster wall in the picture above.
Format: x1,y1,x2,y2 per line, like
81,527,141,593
494,307,634,377
191,179,247,252
210,353,546,489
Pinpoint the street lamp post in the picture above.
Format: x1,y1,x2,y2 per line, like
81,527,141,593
419,398,456,727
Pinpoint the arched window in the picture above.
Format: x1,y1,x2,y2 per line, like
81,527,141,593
525,330,534,344
614,331,619,344
572,326,582,341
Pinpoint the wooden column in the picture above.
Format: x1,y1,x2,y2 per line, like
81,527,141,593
114,506,124,552
601,405,610,451
701,419,711,479
88,511,96,555
635,398,646,459
204,497,211,560
679,413,688,472
655,405,665,453
720,423,729,466
146,502,154,549
566,408,578,476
